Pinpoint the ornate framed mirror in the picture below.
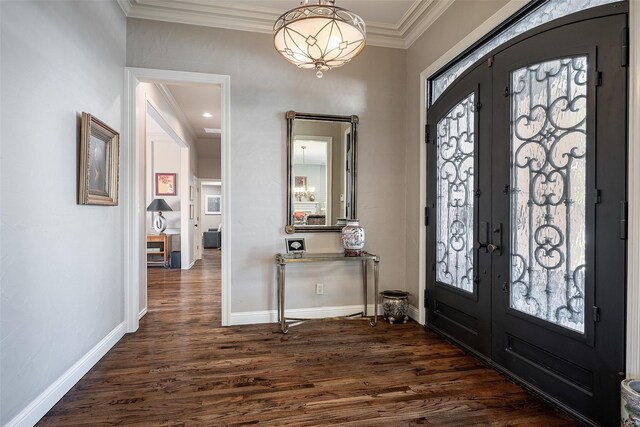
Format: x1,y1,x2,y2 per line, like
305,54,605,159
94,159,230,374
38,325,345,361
285,111,358,233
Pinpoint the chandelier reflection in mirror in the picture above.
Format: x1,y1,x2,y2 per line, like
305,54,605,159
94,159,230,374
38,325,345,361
273,0,366,78
294,146,316,201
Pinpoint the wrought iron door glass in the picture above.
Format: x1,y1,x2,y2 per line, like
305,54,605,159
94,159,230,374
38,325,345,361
510,57,587,333
431,0,616,105
436,93,475,293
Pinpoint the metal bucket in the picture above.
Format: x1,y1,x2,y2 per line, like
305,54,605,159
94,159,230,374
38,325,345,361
379,290,410,324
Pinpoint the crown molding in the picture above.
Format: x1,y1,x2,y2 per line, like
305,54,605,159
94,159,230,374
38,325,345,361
120,0,455,49
116,0,132,15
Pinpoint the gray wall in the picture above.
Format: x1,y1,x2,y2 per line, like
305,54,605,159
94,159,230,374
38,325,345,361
198,156,221,179
0,1,126,424
127,19,408,312
403,0,510,306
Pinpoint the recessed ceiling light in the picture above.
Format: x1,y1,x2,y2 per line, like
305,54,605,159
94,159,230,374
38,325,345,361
202,112,213,118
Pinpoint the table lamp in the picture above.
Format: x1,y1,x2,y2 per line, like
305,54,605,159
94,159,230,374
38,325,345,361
147,199,173,234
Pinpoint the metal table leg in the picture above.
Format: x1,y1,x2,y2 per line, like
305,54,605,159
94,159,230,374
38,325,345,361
362,260,368,316
277,262,282,326
371,257,379,326
280,263,288,333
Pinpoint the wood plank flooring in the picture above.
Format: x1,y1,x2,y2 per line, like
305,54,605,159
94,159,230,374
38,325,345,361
39,250,575,426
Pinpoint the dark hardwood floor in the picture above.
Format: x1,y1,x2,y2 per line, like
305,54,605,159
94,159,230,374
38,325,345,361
39,249,575,426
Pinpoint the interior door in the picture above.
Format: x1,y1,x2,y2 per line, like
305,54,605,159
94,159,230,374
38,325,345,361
490,14,627,424
426,63,492,356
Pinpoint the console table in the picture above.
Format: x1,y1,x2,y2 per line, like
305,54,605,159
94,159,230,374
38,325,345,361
147,234,171,267
274,252,380,333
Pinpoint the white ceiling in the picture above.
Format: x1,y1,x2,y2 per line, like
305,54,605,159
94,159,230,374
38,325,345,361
117,0,456,49
164,83,222,159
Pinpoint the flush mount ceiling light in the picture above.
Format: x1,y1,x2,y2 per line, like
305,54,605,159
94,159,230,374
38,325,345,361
273,0,366,78
202,112,213,118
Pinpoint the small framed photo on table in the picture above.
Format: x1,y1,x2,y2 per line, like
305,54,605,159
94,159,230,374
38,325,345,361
285,238,306,254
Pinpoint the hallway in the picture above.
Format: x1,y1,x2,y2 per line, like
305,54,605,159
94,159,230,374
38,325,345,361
39,250,574,425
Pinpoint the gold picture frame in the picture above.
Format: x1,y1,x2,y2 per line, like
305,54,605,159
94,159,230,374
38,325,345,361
78,112,120,205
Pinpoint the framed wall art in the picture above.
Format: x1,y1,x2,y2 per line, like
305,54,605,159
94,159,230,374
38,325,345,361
156,173,177,196
294,176,307,188
205,195,221,215
78,112,120,206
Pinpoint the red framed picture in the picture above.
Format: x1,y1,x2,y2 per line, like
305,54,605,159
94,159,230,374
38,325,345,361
155,173,177,196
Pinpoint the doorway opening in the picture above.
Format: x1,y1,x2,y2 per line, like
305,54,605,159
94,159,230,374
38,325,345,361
124,68,231,333
201,179,222,247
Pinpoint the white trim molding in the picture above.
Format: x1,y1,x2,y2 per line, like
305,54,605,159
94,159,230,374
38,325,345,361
123,68,232,329
123,69,142,333
408,305,420,323
5,323,125,427
231,304,421,326
627,0,640,378
116,0,455,49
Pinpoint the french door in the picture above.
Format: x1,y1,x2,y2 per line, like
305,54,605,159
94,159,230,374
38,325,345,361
426,11,627,425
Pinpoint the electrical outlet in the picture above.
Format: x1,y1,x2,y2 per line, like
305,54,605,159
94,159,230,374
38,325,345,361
315,283,324,295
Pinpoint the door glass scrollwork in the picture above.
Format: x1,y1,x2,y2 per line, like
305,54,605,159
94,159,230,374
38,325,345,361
436,93,475,293
510,57,588,333
430,0,616,104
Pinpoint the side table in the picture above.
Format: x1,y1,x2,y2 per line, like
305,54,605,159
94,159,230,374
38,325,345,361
274,252,380,333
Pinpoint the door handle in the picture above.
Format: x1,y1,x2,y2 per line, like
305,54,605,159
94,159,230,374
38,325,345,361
487,243,500,253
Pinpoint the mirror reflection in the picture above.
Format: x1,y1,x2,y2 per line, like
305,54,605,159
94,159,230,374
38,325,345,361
287,112,357,232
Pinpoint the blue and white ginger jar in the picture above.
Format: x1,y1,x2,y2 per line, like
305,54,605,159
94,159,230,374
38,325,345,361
341,219,365,256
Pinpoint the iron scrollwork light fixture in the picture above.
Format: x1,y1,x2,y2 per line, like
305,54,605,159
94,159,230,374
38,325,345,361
273,0,366,78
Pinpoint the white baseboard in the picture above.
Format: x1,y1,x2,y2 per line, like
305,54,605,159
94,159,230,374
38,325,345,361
408,305,420,324
6,322,126,427
231,303,421,326
138,307,147,320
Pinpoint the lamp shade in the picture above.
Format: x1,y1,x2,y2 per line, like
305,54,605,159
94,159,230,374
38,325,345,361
273,1,366,78
146,199,173,212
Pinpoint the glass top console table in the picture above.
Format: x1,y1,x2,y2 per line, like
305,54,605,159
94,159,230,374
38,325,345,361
275,252,380,333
